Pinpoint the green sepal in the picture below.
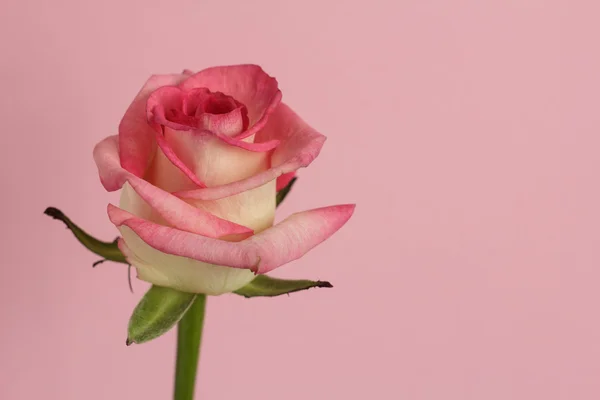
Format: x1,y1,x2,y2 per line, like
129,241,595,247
233,274,333,298
276,177,297,207
44,207,127,264
127,285,197,345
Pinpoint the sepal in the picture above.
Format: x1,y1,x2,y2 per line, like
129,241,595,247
234,274,332,298
276,177,297,207
44,207,127,264
127,285,197,345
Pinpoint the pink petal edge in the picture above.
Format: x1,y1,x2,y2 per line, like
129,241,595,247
149,85,282,152
108,203,355,274
233,90,283,140
180,65,282,150
214,134,280,152
180,64,281,126
146,84,280,187
175,103,327,201
119,74,189,178
94,136,252,238
155,129,208,188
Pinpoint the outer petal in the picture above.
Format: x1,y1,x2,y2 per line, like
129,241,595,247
247,204,355,273
119,74,189,178
93,136,252,238
175,103,326,201
108,203,355,280
117,236,256,295
93,135,129,191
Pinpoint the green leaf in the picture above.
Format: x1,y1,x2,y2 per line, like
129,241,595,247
127,285,197,345
276,177,297,207
233,274,333,298
44,207,127,264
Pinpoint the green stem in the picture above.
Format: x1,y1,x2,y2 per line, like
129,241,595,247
174,294,207,400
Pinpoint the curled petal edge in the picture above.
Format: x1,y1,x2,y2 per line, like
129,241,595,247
108,203,355,274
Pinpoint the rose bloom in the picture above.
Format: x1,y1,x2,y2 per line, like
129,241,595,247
93,65,354,295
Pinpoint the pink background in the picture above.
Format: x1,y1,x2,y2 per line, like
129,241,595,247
1,0,599,399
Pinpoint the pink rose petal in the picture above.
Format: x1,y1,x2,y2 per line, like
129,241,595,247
108,203,355,274
94,136,252,238
175,103,326,201
119,74,189,178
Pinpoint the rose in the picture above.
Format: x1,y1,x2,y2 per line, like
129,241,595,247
93,65,354,295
